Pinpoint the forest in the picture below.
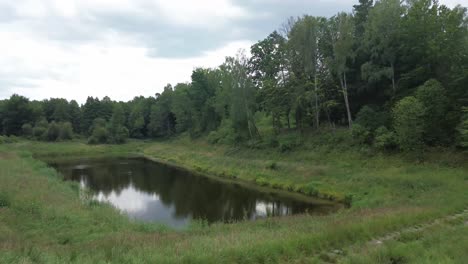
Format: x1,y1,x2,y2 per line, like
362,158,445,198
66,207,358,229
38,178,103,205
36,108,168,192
1,0,467,152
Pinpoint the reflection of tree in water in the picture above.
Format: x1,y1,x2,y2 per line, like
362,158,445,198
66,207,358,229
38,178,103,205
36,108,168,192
52,158,329,223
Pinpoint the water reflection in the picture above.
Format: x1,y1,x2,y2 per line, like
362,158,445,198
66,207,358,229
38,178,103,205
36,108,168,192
50,157,336,228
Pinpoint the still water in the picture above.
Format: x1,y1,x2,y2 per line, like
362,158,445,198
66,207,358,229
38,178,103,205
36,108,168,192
50,157,336,228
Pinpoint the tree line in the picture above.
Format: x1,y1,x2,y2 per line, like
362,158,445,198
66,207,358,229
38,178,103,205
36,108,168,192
1,0,467,150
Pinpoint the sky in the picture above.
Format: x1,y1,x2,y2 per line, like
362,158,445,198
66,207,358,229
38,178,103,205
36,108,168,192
0,0,465,103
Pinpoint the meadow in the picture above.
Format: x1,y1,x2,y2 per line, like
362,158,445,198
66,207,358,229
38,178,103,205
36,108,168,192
0,135,467,263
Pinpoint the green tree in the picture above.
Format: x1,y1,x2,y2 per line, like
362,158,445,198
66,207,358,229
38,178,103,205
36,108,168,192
415,79,450,145
69,100,82,133
171,83,193,133
47,121,60,141
250,31,291,131
58,122,73,140
362,0,403,94
21,123,33,138
148,85,176,138
458,107,468,148
1,94,34,136
88,118,109,144
33,119,49,140
222,52,260,140
128,103,146,138
289,17,326,128
109,104,129,144
328,13,356,128
393,96,426,151
353,0,374,38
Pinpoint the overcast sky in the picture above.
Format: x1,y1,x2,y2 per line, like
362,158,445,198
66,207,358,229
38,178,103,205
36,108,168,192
0,0,465,103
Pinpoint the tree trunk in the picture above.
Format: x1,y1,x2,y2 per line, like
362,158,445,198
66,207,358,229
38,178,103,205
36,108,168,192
391,62,396,94
325,106,331,127
314,73,320,129
342,72,353,128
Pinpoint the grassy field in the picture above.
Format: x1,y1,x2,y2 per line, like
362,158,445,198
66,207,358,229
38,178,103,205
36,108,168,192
0,137,467,263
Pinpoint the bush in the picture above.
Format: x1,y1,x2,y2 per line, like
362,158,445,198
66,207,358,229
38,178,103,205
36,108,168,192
32,126,47,140
0,192,11,208
277,132,301,152
393,96,426,151
111,126,129,144
351,124,371,145
59,122,73,140
374,126,397,150
415,79,450,145
0,136,17,144
46,121,60,141
88,126,109,145
266,161,278,170
206,120,238,145
457,107,468,148
33,119,49,140
21,123,33,138
355,105,388,131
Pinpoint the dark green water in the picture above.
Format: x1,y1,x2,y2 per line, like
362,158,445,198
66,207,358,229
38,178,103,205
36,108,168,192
50,157,337,228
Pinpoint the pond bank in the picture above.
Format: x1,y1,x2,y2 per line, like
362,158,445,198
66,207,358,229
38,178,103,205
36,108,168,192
1,140,467,263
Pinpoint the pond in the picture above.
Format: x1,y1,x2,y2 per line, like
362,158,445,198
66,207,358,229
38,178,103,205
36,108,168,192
49,157,338,228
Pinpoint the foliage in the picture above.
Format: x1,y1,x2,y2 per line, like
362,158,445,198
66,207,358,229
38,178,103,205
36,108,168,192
0,0,467,152
21,123,33,138
393,96,426,151
206,119,238,145
1,94,34,136
46,121,61,141
374,126,397,150
355,105,387,131
58,122,74,141
415,79,450,145
33,120,49,140
351,124,371,145
88,118,109,144
458,107,468,148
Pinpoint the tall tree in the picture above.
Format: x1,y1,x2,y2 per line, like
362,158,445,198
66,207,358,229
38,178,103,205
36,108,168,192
328,13,356,128
222,52,260,139
1,94,34,136
362,0,403,94
250,31,291,131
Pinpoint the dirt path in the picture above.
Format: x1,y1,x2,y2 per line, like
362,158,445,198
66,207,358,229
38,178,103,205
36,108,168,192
319,208,468,263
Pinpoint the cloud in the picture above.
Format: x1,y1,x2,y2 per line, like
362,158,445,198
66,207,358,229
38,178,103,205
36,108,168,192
0,0,464,103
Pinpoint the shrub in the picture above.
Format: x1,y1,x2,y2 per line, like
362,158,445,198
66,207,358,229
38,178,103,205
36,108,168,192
393,96,426,151
458,107,468,148
0,192,11,208
59,122,73,140
21,123,33,138
355,105,388,131
277,132,301,152
415,79,450,145
88,118,109,144
46,121,60,141
33,119,49,140
374,126,397,150
255,177,269,186
206,120,237,145
111,126,129,144
266,161,278,170
88,126,109,145
351,124,371,145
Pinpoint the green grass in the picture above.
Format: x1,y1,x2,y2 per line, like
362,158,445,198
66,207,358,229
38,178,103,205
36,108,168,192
0,136,467,263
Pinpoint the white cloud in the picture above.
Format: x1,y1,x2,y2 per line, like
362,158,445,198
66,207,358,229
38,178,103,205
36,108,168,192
0,0,464,103
0,25,252,103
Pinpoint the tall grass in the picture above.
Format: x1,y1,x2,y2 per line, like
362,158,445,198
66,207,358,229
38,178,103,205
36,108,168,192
0,139,466,263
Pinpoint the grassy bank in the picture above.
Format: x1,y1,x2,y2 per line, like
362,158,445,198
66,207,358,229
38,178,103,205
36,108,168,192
0,139,467,263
